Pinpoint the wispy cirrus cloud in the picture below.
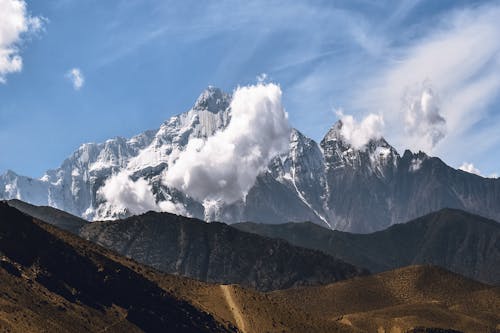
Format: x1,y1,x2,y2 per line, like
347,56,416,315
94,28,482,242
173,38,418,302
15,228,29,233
354,4,500,160
94,0,500,174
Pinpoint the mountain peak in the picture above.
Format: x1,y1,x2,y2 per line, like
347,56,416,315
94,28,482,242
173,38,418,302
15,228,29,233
322,120,344,142
322,120,392,151
193,86,231,113
1,169,18,178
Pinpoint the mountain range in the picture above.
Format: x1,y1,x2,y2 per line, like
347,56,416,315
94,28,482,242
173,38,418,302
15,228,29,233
234,208,500,285
7,199,500,288
1,202,499,333
1,86,500,233
7,199,366,291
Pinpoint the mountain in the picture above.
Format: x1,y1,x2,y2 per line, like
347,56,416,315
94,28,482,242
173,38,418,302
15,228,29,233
269,265,500,333
0,202,236,333
7,199,366,291
8,198,87,234
169,264,500,333
319,122,500,232
1,202,498,332
78,211,367,291
234,208,500,285
1,86,499,232
0,87,232,222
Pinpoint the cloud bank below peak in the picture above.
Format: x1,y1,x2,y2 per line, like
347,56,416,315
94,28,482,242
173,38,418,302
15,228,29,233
97,83,291,218
98,171,188,217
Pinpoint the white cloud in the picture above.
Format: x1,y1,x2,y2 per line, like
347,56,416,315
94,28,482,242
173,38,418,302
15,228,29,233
355,4,500,157
98,171,187,216
458,162,498,179
256,72,268,83
459,162,481,176
0,0,44,83
403,84,446,150
66,67,84,90
336,110,384,150
163,83,290,205
98,83,290,217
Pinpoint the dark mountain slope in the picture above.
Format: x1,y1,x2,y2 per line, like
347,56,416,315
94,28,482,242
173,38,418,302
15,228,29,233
234,208,500,285
7,198,86,234
6,199,367,291
0,202,235,333
79,211,367,291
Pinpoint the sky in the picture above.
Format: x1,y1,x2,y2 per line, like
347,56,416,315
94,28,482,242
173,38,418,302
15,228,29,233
0,0,499,178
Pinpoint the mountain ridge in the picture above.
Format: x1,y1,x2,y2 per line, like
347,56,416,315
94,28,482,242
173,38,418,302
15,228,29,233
5,199,367,291
1,86,499,233
78,210,368,291
0,201,236,332
234,208,500,285
2,201,499,332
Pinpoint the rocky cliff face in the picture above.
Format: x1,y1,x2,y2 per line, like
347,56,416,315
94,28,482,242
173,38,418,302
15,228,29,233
1,87,499,232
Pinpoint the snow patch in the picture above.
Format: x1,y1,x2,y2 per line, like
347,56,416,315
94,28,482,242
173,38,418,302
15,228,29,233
409,158,423,172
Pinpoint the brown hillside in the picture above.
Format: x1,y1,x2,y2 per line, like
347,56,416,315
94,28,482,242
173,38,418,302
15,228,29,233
1,202,498,333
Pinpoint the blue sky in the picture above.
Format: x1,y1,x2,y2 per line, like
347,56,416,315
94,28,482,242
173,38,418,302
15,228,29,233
0,0,499,177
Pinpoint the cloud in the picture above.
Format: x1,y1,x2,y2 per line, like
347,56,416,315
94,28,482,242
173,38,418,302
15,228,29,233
99,83,290,218
98,171,187,216
459,162,481,176
0,0,44,83
256,73,268,83
163,82,290,205
66,67,84,90
354,4,500,157
336,110,384,150
458,162,498,179
403,84,446,149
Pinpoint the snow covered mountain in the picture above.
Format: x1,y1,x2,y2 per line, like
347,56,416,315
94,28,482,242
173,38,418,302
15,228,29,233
1,86,499,232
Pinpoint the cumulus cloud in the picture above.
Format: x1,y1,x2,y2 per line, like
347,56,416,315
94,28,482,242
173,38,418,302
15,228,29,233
336,110,384,149
458,162,481,176
355,4,500,157
458,162,499,179
98,171,187,216
403,84,446,149
163,83,290,205
0,0,44,83
66,67,84,90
